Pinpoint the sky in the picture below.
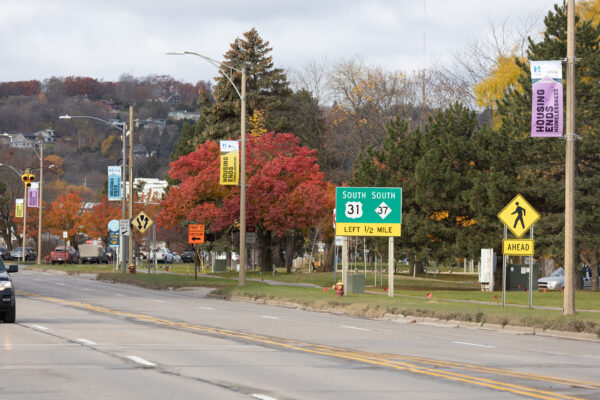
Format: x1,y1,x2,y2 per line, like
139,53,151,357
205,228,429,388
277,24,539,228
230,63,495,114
0,0,557,85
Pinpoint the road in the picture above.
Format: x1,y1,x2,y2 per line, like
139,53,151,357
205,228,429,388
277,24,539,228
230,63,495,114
2,268,599,400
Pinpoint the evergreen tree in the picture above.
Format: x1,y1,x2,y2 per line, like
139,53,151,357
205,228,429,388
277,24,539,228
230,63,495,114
202,28,292,141
496,3,600,288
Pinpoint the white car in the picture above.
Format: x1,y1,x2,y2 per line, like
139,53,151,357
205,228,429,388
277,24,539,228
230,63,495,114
172,252,182,263
151,248,174,263
537,267,564,290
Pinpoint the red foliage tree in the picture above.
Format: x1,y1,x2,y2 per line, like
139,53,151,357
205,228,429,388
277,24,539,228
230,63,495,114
45,191,84,246
158,133,329,267
81,195,121,244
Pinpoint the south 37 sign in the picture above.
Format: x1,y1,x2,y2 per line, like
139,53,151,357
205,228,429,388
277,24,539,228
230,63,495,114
335,187,402,237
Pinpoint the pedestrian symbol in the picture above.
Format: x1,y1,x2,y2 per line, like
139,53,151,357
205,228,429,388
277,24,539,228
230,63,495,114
498,194,540,238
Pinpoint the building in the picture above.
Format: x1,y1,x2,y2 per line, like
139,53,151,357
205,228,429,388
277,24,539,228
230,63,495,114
126,178,168,201
167,110,201,121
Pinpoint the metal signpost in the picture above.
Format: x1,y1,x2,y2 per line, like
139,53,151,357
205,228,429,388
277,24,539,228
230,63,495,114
335,187,401,297
498,194,540,308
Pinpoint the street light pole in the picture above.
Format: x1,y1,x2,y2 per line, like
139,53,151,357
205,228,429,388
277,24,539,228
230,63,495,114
37,141,43,264
22,182,27,263
128,105,134,273
167,51,247,285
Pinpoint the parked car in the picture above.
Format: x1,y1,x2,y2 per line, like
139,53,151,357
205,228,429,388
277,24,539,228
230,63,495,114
181,249,196,263
0,260,18,323
0,247,7,260
9,247,36,261
171,251,182,263
79,244,105,264
150,248,174,263
537,267,564,290
103,248,115,263
49,246,79,264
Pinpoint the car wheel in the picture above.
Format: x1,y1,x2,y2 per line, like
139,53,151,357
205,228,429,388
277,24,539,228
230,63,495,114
4,304,15,323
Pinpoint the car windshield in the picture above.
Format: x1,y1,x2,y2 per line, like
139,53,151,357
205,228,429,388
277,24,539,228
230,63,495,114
55,247,66,251
0,259,5,272
550,267,564,277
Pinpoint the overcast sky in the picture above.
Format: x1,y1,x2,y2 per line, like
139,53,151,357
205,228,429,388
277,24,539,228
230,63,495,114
1,0,557,85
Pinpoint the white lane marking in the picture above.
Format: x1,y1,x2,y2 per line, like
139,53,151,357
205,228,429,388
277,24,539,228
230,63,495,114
261,315,280,320
56,282,66,286
198,306,215,310
452,341,495,348
341,325,370,331
152,300,166,303
77,338,97,345
127,356,157,367
30,325,48,330
82,288,94,292
115,293,126,296
252,394,279,400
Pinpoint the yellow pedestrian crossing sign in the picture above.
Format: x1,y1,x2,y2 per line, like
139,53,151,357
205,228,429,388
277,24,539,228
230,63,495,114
498,194,540,238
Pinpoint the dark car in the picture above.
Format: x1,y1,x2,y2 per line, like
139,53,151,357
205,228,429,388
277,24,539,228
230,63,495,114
0,260,18,323
181,249,196,263
9,247,36,261
0,247,7,259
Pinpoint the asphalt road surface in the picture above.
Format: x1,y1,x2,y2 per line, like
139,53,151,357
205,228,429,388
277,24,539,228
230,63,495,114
2,268,599,400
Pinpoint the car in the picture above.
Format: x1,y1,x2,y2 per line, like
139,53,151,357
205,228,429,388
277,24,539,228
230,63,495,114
181,249,196,263
9,247,36,261
49,246,79,264
0,260,18,323
232,252,240,261
171,251,182,263
150,248,174,263
0,247,7,259
537,267,564,290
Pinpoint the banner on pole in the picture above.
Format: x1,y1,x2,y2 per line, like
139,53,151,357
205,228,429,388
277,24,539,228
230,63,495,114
530,61,563,137
15,199,24,218
27,186,39,208
219,140,239,185
108,166,122,201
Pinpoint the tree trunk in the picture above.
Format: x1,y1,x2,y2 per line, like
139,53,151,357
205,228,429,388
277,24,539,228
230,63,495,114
285,233,294,273
322,241,334,272
409,261,424,276
258,229,272,272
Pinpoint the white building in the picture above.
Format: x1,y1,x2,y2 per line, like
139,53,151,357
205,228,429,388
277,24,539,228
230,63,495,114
126,178,168,201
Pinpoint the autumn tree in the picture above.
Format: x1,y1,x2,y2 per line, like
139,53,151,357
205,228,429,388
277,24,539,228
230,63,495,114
81,195,121,244
45,191,84,247
159,132,329,271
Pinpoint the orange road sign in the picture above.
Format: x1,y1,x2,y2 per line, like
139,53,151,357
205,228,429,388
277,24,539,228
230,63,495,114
188,224,205,244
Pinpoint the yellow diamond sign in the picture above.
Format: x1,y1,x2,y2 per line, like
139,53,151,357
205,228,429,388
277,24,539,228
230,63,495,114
132,211,153,234
498,194,540,238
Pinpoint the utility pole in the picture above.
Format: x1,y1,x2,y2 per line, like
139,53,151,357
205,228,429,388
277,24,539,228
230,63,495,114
37,141,43,265
563,0,576,315
128,105,134,273
239,69,247,286
22,183,27,263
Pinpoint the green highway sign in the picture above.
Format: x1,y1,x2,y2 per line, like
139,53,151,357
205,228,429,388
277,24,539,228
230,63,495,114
335,187,402,237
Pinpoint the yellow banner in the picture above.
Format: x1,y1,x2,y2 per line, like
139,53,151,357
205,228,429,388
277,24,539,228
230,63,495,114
220,151,239,185
15,201,23,218
503,239,534,256
336,222,401,237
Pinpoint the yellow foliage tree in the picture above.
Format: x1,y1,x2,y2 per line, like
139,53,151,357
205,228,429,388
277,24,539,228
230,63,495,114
248,109,268,137
101,136,120,158
473,52,526,110
577,0,600,26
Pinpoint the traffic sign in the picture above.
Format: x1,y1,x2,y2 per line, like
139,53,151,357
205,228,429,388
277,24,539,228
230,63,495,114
335,187,402,237
132,211,153,234
246,232,256,244
188,224,205,244
503,239,534,256
497,194,540,238
119,219,130,236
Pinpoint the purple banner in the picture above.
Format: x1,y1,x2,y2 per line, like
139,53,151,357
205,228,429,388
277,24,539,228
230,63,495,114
28,188,39,208
531,77,563,137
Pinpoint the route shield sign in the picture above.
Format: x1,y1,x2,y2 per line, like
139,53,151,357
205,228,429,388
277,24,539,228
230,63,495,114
188,224,205,244
498,194,540,238
335,187,401,237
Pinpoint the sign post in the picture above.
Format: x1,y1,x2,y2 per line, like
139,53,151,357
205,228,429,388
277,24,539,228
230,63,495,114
335,187,401,296
498,194,540,308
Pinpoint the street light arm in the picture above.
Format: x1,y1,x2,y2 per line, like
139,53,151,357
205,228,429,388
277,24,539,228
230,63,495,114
0,163,24,177
59,114,126,129
166,51,244,99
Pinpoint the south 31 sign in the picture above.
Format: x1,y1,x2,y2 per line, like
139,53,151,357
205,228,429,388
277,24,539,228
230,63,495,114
335,187,402,237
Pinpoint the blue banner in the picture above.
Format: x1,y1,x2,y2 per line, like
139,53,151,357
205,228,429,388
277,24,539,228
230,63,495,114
108,166,122,201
